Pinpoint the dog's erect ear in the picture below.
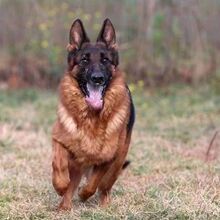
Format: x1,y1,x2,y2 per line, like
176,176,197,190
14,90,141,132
69,19,90,49
67,19,90,70
97,18,116,48
97,19,119,66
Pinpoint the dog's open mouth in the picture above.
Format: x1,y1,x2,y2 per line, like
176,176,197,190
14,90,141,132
85,84,104,110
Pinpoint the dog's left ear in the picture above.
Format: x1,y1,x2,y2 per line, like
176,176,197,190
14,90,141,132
97,19,119,66
97,18,116,49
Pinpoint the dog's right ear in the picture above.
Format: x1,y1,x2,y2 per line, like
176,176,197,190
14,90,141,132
67,19,90,70
68,19,90,50
97,18,116,49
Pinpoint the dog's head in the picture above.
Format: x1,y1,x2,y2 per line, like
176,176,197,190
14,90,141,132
67,19,119,111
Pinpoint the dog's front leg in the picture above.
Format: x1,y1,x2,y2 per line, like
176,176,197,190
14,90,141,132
98,129,131,206
52,139,82,211
58,164,82,211
52,139,70,196
78,162,111,202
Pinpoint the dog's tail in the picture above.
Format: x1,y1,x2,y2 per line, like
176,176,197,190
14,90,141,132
122,160,131,169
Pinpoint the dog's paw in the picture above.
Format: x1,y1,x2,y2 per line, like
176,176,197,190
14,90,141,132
99,192,111,207
57,200,72,211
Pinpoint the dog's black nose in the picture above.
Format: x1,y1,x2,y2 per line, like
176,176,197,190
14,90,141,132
91,72,105,85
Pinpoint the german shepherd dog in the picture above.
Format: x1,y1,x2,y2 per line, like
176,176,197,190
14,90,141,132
52,18,135,210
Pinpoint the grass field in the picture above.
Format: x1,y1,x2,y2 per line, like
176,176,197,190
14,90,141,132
0,84,220,219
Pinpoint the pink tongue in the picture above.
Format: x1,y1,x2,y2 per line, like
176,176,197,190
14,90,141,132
85,86,103,110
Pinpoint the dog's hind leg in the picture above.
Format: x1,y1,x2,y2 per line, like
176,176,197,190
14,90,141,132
52,139,70,196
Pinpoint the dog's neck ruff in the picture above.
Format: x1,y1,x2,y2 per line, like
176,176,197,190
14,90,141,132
58,102,77,135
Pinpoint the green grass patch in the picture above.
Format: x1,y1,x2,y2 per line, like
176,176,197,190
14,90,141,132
0,83,219,219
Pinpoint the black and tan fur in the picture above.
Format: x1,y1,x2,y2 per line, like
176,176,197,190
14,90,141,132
52,18,135,210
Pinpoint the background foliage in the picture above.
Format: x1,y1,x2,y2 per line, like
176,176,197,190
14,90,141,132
0,0,220,88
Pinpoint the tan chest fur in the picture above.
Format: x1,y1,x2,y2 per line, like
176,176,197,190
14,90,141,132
52,70,130,168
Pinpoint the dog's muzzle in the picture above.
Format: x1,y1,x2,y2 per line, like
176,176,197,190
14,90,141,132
85,71,107,111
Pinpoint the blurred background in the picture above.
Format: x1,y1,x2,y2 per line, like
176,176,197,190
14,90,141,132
0,0,220,89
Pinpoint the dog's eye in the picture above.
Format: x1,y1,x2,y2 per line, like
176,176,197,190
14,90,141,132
80,57,89,65
102,57,109,64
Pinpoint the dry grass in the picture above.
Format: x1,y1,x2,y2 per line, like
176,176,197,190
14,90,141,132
0,84,220,219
